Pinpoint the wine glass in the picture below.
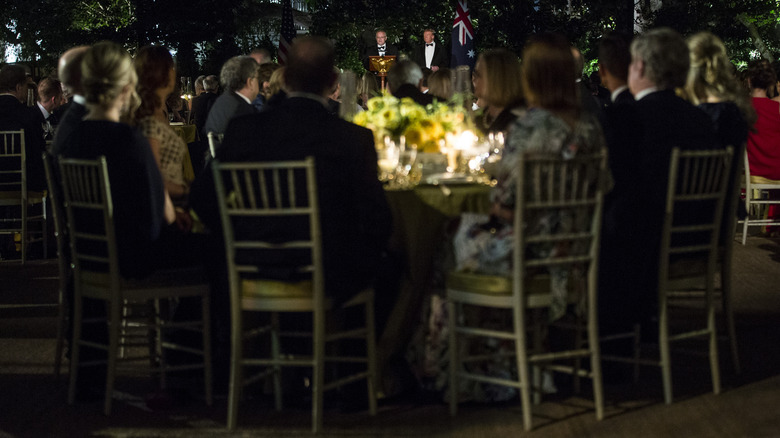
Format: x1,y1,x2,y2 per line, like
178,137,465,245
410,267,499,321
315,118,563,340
395,139,418,188
377,136,401,182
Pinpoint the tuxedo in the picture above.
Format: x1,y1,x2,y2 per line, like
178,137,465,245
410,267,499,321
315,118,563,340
599,89,718,335
202,91,256,138
391,83,434,107
411,42,447,70
190,95,392,304
362,43,399,70
52,100,87,158
0,95,47,190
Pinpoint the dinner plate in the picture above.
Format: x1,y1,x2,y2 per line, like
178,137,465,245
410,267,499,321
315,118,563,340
424,172,475,185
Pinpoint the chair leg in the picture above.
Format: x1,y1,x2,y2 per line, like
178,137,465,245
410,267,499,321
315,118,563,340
67,292,84,404
514,305,533,431
448,299,458,417
632,324,641,383
227,305,243,431
365,293,378,416
312,308,326,434
588,285,604,421
271,313,282,412
721,262,740,374
659,295,673,405
201,293,213,406
707,279,722,396
104,300,121,415
54,283,66,378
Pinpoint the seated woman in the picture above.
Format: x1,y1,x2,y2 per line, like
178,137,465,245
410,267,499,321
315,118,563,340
58,41,177,279
472,49,524,135
450,34,606,401
134,45,191,205
746,59,780,181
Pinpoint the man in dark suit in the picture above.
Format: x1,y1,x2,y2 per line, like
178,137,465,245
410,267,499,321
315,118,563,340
52,46,89,158
362,30,399,71
28,77,64,139
598,28,718,341
0,64,47,192
191,36,392,305
387,60,434,106
411,29,447,72
202,56,259,139
191,75,219,138
599,32,634,106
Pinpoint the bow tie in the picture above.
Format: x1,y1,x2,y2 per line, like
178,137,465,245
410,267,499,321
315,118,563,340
378,45,386,50
426,43,434,47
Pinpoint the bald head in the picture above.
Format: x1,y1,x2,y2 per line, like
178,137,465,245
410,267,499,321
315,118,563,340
58,46,89,95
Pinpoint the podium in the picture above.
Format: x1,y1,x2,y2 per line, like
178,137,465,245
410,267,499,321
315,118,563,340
369,55,396,90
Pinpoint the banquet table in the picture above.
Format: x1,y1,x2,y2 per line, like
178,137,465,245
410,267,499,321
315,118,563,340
171,123,198,183
378,182,491,396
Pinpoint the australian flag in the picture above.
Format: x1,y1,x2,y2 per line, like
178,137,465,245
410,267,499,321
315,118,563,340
277,0,296,65
451,0,475,69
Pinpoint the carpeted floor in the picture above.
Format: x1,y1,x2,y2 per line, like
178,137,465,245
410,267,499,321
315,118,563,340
1,236,779,437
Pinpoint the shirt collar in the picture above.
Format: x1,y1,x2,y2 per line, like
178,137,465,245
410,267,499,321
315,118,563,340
37,101,51,119
611,85,629,102
234,91,252,104
634,87,659,101
72,95,86,105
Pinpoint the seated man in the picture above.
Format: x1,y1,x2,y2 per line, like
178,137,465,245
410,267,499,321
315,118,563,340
387,60,434,106
599,28,718,340
190,36,392,305
202,56,259,139
29,76,65,137
0,64,47,192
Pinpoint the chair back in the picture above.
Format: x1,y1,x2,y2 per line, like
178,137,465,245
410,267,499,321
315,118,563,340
0,130,27,198
58,156,121,293
211,157,323,307
207,132,223,158
512,149,607,313
660,147,733,280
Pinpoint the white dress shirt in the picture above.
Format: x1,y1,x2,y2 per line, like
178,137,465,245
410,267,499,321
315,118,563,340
424,43,435,68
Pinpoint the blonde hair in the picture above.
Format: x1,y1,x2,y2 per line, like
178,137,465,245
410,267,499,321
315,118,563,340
81,41,139,117
267,67,286,97
685,32,756,126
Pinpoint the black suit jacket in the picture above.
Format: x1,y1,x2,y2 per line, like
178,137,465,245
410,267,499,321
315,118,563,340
190,96,392,303
362,43,399,70
191,92,219,139
599,89,718,332
411,43,447,70
0,95,47,191
202,91,256,138
392,83,434,107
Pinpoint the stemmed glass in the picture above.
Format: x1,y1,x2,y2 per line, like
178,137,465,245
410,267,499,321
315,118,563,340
394,139,418,188
377,136,401,182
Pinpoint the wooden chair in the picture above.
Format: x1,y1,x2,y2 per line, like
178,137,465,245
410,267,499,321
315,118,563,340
739,148,780,244
212,157,377,433
59,156,212,415
604,147,733,404
0,130,47,262
42,153,68,377
446,150,607,431
207,132,223,158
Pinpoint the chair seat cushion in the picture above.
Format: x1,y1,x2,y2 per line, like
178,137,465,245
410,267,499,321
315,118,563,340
241,278,314,298
446,271,553,296
749,174,780,185
0,190,46,205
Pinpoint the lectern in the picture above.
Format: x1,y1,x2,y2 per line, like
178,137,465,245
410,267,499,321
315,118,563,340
369,55,396,90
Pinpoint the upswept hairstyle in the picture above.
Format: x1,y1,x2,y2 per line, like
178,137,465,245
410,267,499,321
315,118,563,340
746,59,776,91
476,48,523,108
134,45,175,120
685,32,756,127
630,27,689,90
81,41,139,116
521,33,579,124
427,68,453,101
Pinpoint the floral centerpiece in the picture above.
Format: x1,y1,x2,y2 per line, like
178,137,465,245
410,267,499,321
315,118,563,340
352,93,470,153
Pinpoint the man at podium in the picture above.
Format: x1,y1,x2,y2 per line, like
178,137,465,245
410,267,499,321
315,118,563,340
362,30,399,70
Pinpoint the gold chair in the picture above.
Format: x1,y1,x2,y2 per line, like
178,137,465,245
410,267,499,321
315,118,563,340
0,130,47,262
446,150,607,431
59,156,212,415
603,147,733,404
42,153,68,377
739,148,780,244
212,157,377,433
